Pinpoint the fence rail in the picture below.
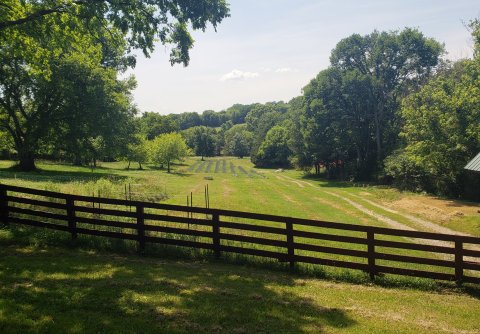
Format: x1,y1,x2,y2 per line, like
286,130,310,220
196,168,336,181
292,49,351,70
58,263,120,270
1,183,479,284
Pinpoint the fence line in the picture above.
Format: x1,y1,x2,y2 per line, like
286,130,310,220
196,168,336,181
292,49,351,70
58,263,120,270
1,183,479,284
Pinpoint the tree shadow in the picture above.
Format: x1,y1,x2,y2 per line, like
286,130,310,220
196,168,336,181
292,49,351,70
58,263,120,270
0,166,127,184
0,245,356,333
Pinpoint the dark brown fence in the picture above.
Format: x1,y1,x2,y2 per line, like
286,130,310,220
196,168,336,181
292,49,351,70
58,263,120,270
1,183,479,284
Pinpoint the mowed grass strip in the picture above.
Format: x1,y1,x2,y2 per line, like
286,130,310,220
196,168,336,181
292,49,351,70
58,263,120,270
214,160,220,173
0,236,479,334
222,159,227,173
205,160,213,173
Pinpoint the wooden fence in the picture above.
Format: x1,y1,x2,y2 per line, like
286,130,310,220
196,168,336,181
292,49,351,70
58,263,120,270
1,183,479,284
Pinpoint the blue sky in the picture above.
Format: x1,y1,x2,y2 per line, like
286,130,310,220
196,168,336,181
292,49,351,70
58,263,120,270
130,0,480,115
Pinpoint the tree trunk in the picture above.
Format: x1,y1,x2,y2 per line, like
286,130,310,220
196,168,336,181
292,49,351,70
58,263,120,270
138,162,143,170
127,161,131,170
167,161,171,173
17,147,36,171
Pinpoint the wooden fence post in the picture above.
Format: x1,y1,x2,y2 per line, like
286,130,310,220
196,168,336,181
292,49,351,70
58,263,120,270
367,231,376,280
212,213,220,258
455,238,463,284
0,185,8,226
136,204,145,253
66,197,77,240
286,221,295,270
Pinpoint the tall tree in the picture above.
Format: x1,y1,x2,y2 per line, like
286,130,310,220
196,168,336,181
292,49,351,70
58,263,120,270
330,28,444,166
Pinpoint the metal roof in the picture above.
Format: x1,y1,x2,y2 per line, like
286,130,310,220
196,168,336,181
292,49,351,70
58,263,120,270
465,152,480,172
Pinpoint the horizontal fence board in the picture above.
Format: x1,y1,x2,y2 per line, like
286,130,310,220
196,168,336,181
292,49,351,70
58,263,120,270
144,236,214,250
219,233,287,247
293,230,368,245
8,206,67,221
143,213,213,226
292,255,369,271
9,216,70,232
294,242,368,258
463,261,480,270
463,249,480,257
219,221,286,235
372,228,457,242
144,225,213,238
219,245,286,259
375,265,455,281
75,206,138,218
463,276,480,284
4,185,70,199
75,216,137,230
375,252,455,268
6,195,66,210
374,239,455,254
76,227,137,240
289,218,369,232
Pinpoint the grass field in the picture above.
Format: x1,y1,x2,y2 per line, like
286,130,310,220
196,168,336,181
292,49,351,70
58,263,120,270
0,157,478,236
1,158,480,333
1,235,480,334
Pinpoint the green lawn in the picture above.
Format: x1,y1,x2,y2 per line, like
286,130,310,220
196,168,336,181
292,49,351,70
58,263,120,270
1,158,480,333
1,235,479,334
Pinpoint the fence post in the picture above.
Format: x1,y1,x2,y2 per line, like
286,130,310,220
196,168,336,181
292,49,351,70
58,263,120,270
0,185,8,226
455,238,463,284
136,204,145,253
286,220,295,270
367,231,376,280
212,213,220,258
66,197,77,240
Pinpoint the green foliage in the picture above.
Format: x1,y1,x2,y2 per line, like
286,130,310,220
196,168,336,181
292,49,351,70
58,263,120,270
138,112,179,140
254,126,291,167
383,150,429,192
398,59,480,196
182,126,217,159
0,0,230,66
224,124,253,158
124,136,149,170
293,28,443,179
148,133,190,172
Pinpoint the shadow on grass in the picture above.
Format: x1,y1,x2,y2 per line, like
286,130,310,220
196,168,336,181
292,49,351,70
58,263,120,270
3,224,479,302
0,233,356,333
0,165,127,184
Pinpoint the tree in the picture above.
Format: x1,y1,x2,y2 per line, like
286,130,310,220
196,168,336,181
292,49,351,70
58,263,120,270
0,0,230,66
0,1,229,170
330,28,444,166
190,126,217,159
124,136,149,170
148,133,190,173
138,112,179,140
254,125,291,167
224,124,253,158
396,59,480,196
0,27,136,170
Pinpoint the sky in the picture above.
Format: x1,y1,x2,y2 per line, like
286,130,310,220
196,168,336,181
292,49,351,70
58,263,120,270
129,0,480,115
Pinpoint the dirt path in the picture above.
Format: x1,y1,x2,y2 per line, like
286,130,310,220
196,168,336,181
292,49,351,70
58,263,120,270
345,192,469,236
275,175,305,188
276,174,480,260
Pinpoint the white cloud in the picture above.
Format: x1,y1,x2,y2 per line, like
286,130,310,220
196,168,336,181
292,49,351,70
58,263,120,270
220,69,259,81
275,67,297,73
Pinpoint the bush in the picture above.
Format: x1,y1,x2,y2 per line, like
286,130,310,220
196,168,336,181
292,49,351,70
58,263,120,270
384,150,430,192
